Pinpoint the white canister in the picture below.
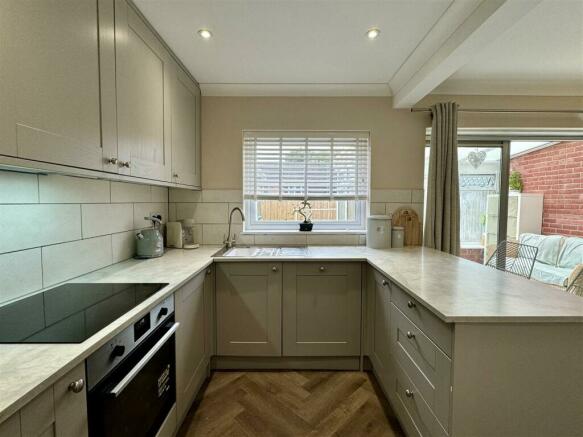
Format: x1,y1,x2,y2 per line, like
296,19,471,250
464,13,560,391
366,215,392,249
392,226,405,248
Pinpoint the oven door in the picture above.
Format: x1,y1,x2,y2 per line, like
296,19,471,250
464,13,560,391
88,319,178,437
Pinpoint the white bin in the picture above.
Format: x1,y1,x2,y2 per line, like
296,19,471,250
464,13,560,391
367,215,391,249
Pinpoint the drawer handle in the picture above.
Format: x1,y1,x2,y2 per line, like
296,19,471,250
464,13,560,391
319,266,326,272
405,389,414,398
206,268,212,275
382,279,388,286
406,331,415,339
68,379,85,394
272,266,278,272
407,300,416,309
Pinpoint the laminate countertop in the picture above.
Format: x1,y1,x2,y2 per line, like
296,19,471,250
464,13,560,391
1,245,582,424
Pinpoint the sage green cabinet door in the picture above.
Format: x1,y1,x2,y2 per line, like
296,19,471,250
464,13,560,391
204,265,216,362
0,0,105,170
171,65,201,188
175,272,206,423
216,263,282,356
53,363,88,437
368,268,392,387
282,263,361,356
115,0,172,181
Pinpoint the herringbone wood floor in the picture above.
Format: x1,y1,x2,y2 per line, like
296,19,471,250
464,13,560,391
177,371,405,437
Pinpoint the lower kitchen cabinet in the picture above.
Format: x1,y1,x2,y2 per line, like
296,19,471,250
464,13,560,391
367,268,393,387
282,263,361,356
0,363,88,437
203,265,216,362
216,262,282,356
175,270,208,423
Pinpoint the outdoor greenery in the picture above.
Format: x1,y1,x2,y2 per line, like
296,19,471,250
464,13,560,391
509,170,523,192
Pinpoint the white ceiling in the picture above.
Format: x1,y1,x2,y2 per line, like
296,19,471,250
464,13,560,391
134,0,452,92
434,0,583,96
134,0,583,101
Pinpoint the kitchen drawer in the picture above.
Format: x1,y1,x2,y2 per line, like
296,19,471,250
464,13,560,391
391,282,452,356
392,304,451,430
294,262,359,276
395,363,448,437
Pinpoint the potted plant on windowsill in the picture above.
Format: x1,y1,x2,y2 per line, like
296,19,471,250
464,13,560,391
294,200,313,232
509,170,523,193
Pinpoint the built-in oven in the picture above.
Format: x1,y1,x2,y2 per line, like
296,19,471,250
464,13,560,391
86,295,178,437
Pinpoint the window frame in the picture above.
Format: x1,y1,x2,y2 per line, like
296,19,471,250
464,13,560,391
244,198,367,232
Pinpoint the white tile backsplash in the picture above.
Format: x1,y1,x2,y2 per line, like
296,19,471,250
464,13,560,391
168,189,424,247
412,189,425,203
0,172,169,304
82,203,134,238
112,230,137,263
0,171,38,203
0,204,81,254
111,181,151,203
42,236,113,287
169,188,202,203
133,203,169,229
39,174,110,203
0,249,42,303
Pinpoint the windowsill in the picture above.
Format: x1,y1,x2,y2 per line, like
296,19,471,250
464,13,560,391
241,230,366,235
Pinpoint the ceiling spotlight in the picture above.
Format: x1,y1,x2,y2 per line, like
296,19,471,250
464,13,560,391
198,29,212,40
366,28,380,40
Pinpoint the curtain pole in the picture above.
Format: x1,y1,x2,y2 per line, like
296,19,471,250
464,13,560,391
411,108,583,114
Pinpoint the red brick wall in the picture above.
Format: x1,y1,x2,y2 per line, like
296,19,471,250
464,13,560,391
510,141,583,237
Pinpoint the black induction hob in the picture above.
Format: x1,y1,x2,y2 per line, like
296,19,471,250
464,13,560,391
0,283,168,344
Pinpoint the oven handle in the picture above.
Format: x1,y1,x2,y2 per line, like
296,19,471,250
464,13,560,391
109,322,180,398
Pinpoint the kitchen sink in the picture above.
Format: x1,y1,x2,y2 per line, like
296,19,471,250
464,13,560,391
217,246,310,257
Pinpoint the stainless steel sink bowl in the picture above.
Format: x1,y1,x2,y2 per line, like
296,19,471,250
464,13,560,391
214,246,310,257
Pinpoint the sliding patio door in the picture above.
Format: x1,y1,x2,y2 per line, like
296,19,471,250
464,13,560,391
424,141,510,264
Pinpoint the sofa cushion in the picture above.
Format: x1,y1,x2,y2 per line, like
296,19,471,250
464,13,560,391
557,237,583,269
531,261,572,287
519,233,563,266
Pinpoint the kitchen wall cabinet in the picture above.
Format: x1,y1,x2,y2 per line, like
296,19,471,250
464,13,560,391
216,263,282,356
282,263,361,356
175,271,208,424
171,65,202,188
0,363,88,437
367,268,392,387
0,0,201,188
114,0,172,182
0,0,111,171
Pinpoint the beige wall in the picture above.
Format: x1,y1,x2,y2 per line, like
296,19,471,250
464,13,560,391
201,96,430,190
201,94,583,190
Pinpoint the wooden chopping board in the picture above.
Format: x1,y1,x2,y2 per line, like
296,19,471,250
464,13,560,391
392,207,421,246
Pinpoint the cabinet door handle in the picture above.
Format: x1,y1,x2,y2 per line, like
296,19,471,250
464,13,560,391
407,300,416,309
406,331,415,339
319,266,326,272
68,379,85,394
382,279,388,286
206,268,212,275
105,157,118,165
405,389,414,398
173,173,179,178
272,266,278,272
120,161,131,168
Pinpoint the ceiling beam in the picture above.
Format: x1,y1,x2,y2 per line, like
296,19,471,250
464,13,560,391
390,0,543,108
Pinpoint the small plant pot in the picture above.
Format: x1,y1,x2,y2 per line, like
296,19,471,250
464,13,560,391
299,222,313,232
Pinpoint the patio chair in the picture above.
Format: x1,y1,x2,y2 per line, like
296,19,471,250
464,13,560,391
566,266,583,297
486,240,538,279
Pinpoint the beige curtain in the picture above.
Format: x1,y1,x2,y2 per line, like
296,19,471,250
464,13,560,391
423,102,460,255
